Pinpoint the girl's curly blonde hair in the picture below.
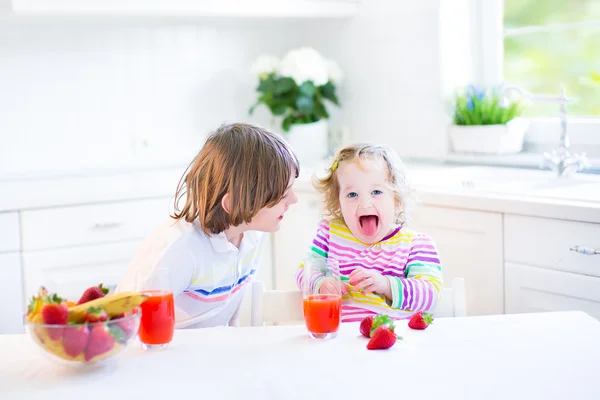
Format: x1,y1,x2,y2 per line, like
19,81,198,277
313,143,414,226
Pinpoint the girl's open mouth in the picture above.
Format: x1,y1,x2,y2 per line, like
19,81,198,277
359,215,379,237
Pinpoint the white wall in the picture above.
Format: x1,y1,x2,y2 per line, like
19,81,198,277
0,2,448,177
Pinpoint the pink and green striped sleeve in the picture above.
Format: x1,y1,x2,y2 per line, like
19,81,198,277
295,220,331,292
387,233,443,312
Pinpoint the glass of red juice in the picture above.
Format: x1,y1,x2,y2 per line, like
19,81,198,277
302,257,342,339
137,268,175,351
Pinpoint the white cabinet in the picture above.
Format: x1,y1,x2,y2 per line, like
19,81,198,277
0,252,24,334
272,188,323,290
408,205,504,316
504,215,600,318
22,240,143,302
506,263,600,320
0,212,20,253
20,198,169,251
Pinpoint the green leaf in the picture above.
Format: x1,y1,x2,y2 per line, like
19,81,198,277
320,82,339,105
298,81,317,98
282,115,295,132
295,96,314,114
274,77,296,95
271,103,288,116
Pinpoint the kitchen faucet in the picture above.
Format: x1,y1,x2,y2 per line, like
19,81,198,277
503,86,589,177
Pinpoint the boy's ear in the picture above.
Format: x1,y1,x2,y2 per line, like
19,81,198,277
221,193,231,214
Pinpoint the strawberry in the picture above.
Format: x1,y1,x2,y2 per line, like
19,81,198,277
367,325,401,350
40,294,68,340
62,325,90,357
359,314,395,338
82,306,108,323
77,283,109,305
359,316,374,338
408,311,434,330
84,324,115,362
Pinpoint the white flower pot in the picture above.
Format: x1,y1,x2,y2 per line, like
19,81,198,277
449,117,529,155
284,120,329,167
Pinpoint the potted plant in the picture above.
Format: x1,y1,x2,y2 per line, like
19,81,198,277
450,85,527,154
249,47,343,165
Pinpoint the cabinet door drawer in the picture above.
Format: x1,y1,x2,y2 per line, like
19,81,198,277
0,252,24,334
506,262,600,320
408,205,504,316
22,241,141,301
0,212,20,253
21,198,169,251
505,215,600,277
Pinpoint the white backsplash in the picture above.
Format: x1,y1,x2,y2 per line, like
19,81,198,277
0,1,447,177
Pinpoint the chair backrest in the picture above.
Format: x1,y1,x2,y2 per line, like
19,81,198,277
251,281,304,326
431,277,467,318
250,278,467,326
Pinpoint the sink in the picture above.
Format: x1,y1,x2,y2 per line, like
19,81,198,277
410,165,600,203
411,166,554,190
530,182,600,202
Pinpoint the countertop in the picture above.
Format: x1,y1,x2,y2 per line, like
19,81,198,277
1,163,599,223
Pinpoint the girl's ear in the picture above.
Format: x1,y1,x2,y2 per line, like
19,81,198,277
221,193,231,214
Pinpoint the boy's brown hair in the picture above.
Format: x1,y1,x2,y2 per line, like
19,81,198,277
173,123,299,235
314,143,413,225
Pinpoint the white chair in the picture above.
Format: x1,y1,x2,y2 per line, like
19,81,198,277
431,277,467,318
250,278,467,326
250,281,304,327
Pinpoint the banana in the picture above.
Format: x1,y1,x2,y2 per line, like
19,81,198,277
68,292,148,323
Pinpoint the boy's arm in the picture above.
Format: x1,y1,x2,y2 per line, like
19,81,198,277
295,221,331,293
386,233,443,312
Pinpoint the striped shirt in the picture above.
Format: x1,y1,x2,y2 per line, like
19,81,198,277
296,219,443,322
117,217,266,329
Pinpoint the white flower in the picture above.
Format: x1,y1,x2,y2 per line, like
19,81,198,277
280,47,329,86
325,59,344,85
250,55,280,78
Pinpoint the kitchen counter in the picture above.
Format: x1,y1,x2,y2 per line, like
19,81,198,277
1,163,599,223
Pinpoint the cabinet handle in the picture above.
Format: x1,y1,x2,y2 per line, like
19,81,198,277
90,222,123,230
569,246,600,255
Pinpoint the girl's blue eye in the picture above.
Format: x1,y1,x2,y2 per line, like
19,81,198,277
347,192,358,198
372,190,383,195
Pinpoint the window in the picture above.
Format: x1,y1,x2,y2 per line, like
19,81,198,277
471,0,600,161
503,0,600,117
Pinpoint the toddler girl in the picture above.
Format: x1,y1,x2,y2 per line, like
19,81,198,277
296,143,442,321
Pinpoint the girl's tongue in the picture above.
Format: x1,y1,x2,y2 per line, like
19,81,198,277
359,215,379,237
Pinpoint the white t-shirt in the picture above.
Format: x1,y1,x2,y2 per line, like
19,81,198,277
117,217,266,329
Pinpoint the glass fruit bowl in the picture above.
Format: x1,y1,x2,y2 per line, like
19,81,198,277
25,307,141,365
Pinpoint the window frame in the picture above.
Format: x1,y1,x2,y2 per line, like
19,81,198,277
475,0,600,156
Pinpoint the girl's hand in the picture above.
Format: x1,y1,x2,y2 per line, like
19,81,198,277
349,268,391,298
319,277,348,296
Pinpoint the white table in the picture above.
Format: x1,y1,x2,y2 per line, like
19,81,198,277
1,311,600,399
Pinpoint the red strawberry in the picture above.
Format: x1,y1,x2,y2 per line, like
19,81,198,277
359,314,395,338
82,306,108,323
359,316,374,338
40,295,68,340
408,311,434,330
84,325,115,362
367,325,400,350
62,325,90,357
77,283,109,305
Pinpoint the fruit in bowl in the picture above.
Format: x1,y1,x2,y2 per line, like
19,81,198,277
25,286,147,364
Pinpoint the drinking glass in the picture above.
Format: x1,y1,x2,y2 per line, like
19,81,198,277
302,257,342,339
136,268,175,351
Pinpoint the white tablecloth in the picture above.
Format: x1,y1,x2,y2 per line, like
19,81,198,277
1,311,599,399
